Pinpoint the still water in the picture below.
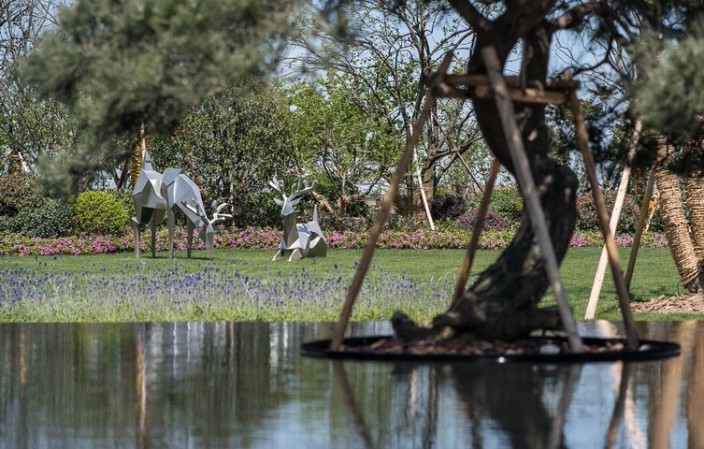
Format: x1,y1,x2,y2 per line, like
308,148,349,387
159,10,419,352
0,321,702,449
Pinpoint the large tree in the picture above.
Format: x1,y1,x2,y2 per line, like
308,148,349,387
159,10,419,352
427,0,701,339
149,80,296,227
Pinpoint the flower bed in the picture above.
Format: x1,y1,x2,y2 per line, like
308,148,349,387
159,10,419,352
0,227,669,256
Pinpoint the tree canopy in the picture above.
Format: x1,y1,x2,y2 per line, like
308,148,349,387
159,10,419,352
21,0,306,194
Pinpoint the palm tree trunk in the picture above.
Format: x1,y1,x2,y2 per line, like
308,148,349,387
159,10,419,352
653,133,701,292
685,176,704,259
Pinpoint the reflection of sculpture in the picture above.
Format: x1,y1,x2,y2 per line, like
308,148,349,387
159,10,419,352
132,152,231,258
269,176,327,261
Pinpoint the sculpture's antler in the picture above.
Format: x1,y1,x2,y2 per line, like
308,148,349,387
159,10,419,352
288,176,317,205
209,202,232,225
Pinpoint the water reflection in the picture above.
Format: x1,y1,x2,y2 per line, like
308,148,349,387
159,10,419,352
0,321,702,448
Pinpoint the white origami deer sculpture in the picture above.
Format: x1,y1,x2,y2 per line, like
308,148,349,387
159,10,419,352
132,152,231,258
162,167,232,258
270,176,327,261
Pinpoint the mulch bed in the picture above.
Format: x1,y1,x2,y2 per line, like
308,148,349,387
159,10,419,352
630,293,704,314
339,335,625,357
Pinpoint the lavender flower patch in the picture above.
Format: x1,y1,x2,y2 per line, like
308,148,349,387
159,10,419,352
0,261,453,321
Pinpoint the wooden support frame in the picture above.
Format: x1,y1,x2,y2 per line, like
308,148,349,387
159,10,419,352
565,74,639,350
330,52,454,351
584,119,643,319
330,48,640,353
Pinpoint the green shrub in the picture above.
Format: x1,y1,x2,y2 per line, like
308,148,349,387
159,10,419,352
576,190,641,233
112,188,136,220
72,190,130,235
467,186,523,228
8,199,73,237
457,208,510,231
232,191,281,228
0,171,41,217
431,194,466,220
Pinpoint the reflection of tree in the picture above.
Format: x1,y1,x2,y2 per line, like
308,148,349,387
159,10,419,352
648,321,696,448
0,322,324,448
446,364,571,449
688,324,704,448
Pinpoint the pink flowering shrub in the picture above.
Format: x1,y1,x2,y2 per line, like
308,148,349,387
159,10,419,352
0,228,669,256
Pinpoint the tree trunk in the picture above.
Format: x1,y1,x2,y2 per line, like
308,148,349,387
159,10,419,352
429,12,575,340
653,133,702,292
685,176,704,259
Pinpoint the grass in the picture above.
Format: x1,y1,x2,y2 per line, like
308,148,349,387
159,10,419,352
0,247,699,322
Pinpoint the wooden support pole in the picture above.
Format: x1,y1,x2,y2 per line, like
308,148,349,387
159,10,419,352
451,158,500,306
566,79,639,350
482,47,583,353
625,171,656,289
414,150,435,230
330,52,454,351
585,119,642,319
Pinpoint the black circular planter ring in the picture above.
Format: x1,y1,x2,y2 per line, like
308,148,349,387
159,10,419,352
301,336,681,364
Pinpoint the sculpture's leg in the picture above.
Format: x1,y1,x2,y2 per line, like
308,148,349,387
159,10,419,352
131,217,140,258
187,221,194,258
288,249,303,262
206,233,214,259
272,249,283,261
168,211,175,259
150,219,157,258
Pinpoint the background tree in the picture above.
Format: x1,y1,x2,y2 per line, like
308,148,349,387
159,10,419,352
21,0,306,197
285,73,401,219
149,80,296,228
634,23,704,292
288,0,481,214
0,0,73,177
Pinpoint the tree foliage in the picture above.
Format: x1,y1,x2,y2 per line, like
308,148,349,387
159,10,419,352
288,0,482,200
21,0,305,195
149,79,295,227
285,74,401,217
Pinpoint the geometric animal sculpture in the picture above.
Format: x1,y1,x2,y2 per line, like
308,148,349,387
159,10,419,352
269,175,327,261
163,167,231,258
131,152,231,258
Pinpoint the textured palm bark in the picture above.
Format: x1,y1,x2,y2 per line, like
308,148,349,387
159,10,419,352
685,176,704,259
428,15,577,340
654,134,701,291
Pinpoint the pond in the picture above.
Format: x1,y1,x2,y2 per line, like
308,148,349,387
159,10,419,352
1,321,701,449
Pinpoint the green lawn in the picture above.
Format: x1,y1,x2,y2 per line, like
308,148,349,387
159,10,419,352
0,247,697,322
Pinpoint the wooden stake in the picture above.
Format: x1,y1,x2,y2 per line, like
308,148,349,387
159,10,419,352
451,158,500,306
566,77,639,350
625,171,656,289
330,52,454,351
482,47,583,352
585,119,642,319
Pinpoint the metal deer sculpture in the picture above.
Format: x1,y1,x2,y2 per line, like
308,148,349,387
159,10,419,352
132,153,231,258
163,167,231,258
270,176,327,261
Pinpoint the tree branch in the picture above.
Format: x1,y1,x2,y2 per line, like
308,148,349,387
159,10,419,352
446,0,490,31
550,1,606,31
